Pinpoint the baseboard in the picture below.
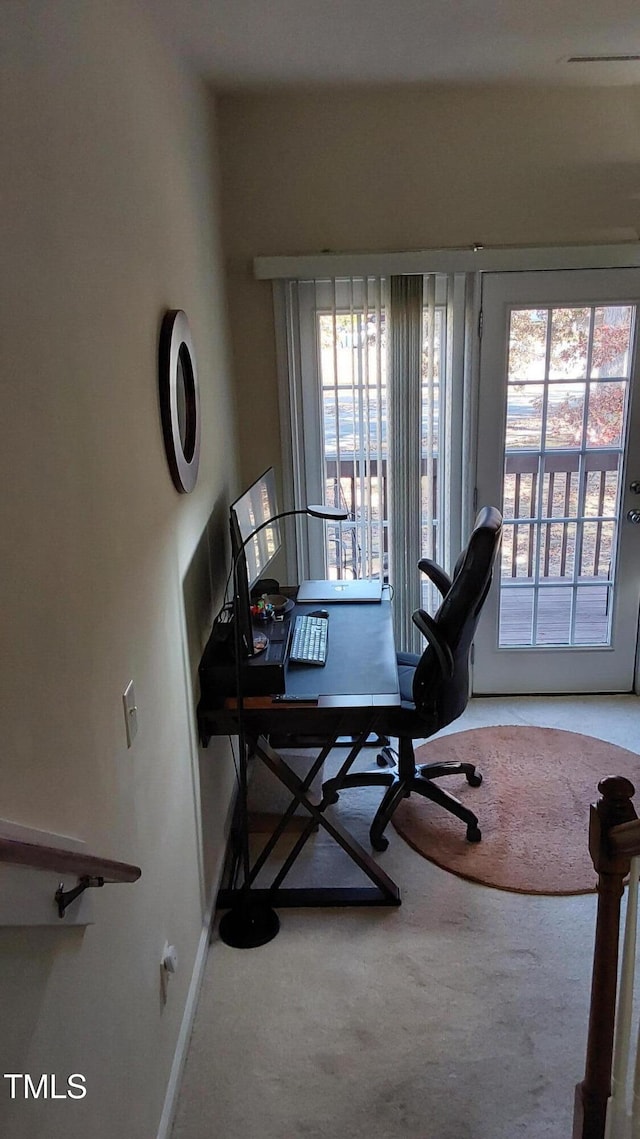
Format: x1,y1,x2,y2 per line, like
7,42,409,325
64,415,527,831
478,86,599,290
155,791,236,1139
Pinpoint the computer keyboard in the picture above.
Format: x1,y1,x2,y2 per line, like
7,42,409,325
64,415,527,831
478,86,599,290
288,614,328,666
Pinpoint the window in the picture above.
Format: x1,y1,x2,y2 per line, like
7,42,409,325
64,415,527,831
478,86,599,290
278,274,460,650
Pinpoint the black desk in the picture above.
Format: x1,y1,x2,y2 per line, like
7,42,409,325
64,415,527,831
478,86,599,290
198,591,402,909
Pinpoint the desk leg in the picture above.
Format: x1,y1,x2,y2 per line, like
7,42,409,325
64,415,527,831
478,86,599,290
216,721,402,919
247,739,334,887
255,730,400,905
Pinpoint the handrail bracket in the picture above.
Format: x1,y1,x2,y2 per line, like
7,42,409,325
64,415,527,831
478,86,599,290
55,876,105,918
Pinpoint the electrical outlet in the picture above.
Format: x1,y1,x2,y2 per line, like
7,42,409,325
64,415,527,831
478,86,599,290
122,681,138,747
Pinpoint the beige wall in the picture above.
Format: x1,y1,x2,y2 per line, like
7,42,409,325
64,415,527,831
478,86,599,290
218,85,640,481
1,3,238,1137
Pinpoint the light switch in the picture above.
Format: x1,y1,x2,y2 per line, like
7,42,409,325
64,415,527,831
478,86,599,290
122,681,138,747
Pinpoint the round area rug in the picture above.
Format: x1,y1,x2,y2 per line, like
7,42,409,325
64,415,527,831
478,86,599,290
390,725,640,895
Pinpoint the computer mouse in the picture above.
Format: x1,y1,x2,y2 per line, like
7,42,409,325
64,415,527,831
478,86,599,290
310,608,329,618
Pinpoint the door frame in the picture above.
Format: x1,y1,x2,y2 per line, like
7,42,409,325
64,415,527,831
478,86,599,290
472,268,640,696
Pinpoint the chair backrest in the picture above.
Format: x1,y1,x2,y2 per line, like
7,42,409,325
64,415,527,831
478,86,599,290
412,506,503,730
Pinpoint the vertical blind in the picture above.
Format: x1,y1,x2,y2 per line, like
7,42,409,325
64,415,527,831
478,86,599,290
388,275,424,653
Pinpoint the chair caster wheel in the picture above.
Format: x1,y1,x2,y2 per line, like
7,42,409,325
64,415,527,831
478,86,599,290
322,782,339,805
466,824,482,843
371,833,389,852
466,771,483,788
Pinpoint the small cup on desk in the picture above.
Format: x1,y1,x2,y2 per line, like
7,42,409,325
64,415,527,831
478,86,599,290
264,593,288,615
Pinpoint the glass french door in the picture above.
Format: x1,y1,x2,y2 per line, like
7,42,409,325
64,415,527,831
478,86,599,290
474,269,640,694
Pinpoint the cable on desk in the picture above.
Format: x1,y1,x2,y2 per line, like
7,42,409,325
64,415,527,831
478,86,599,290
227,733,241,787
208,563,235,634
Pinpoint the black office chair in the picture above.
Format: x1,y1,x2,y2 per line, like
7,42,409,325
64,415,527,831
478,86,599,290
324,506,503,851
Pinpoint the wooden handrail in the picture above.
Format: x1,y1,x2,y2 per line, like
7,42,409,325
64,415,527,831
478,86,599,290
0,836,141,883
573,776,638,1139
607,816,640,859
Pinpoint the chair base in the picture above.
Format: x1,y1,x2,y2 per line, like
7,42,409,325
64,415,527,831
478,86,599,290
324,746,482,851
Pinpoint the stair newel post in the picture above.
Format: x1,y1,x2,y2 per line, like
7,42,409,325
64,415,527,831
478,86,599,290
573,775,637,1139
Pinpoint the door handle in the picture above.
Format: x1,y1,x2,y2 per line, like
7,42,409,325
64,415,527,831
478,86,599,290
627,510,640,524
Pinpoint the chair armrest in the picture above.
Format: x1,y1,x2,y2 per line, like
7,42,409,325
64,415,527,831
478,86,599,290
412,609,455,680
417,557,452,598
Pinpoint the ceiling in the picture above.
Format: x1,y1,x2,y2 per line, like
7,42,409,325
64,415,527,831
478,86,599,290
147,0,640,91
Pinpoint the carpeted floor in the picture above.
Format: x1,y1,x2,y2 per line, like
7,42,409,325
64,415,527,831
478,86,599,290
171,695,640,1139
391,725,640,894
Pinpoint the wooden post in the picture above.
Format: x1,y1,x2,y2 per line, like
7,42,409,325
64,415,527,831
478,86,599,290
572,776,637,1139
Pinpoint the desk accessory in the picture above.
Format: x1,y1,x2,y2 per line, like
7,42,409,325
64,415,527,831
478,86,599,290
219,501,347,949
263,593,289,614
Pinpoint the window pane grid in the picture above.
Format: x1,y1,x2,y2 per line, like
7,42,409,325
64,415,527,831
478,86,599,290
500,580,613,647
499,301,633,649
318,279,388,580
316,278,446,595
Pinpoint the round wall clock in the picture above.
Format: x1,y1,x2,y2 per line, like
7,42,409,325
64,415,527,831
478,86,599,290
159,309,201,493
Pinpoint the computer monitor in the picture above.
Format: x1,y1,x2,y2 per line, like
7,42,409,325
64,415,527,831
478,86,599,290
229,467,282,658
